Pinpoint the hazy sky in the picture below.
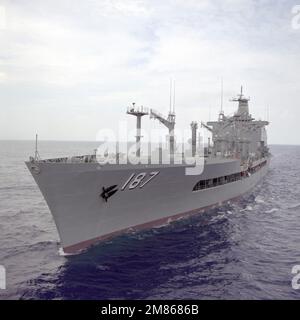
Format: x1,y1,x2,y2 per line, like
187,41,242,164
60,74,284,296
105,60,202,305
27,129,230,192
0,0,300,144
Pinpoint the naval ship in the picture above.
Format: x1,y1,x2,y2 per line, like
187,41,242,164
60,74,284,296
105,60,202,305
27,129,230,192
26,88,270,254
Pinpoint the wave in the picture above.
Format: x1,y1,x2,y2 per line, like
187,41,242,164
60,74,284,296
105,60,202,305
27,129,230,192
265,208,279,214
287,203,300,210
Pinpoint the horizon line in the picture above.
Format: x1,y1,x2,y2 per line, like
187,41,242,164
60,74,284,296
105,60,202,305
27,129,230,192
0,139,299,147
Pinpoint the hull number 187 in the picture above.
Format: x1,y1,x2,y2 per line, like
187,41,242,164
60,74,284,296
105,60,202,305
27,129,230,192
121,171,159,191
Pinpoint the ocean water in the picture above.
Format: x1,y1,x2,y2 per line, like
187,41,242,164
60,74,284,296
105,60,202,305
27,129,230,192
0,141,300,300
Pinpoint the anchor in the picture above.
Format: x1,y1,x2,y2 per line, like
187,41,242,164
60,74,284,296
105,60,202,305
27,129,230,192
100,185,118,202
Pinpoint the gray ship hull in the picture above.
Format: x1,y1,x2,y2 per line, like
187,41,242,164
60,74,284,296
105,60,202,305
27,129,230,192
26,157,270,254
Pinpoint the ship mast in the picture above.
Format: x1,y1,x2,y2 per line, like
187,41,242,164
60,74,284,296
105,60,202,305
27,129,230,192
34,134,40,161
127,103,149,160
190,122,198,157
231,86,250,118
219,77,225,121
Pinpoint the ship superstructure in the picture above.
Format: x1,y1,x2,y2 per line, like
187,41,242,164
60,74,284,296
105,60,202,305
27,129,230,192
26,88,270,254
205,87,269,161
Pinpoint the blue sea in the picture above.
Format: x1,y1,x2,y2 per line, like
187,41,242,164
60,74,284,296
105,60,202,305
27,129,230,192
0,141,300,300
